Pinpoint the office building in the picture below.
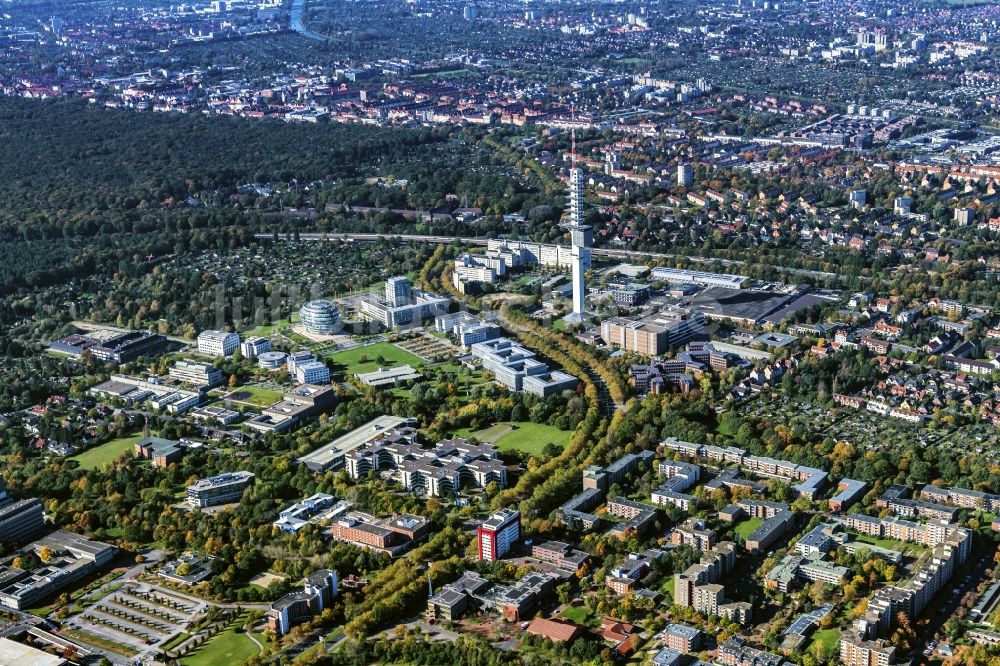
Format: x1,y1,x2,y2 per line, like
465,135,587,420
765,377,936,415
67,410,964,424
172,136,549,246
0,531,117,610
295,360,330,385
359,277,449,330
385,276,412,307
299,300,341,336
484,239,583,271
168,360,223,388
257,350,287,370
240,336,272,358
197,330,240,357
298,415,417,473
49,328,169,364
346,436,506,497
601,312,706,356
435,312,500,348
0,488,45,545
286,350,315,377
471,337,577,397
187,471,255,508
478,508,520,561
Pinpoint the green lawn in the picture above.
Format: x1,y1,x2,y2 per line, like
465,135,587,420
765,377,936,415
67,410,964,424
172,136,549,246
559,604,598,627
458,422,572,456
808,628,840,652
734,517,764,540
181,615,262,666
70,433,142,469
326,342,423,376
853,532,923,553
242,315,297,337
224,385,283,407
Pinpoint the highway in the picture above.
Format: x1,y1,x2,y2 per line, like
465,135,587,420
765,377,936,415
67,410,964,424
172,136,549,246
256,232,840,281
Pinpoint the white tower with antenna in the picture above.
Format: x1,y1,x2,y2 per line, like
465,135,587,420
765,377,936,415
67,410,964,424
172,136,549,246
562,119,591,323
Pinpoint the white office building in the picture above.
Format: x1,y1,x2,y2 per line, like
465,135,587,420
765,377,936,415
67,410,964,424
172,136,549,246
359,277,449,330
168,360,223,387
187,471,255,508
471,337,578,397
295,361,330,385
240,336,272,358
287,350,316,377
197,330,240,357
385,276,412,307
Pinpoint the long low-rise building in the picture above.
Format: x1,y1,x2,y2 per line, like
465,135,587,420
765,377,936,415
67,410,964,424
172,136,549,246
187,471,255,508
739,500,796,552
50,328,169,364
0,531,117,610
89,374,202,414
471,337,578,397
274,493,346,533
329,512,430,557
0,491,45,546
661,437,827,499
650,267,749,290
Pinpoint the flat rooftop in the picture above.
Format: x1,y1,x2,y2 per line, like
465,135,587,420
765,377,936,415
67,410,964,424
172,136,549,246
0,637,66,666
297,415,412,471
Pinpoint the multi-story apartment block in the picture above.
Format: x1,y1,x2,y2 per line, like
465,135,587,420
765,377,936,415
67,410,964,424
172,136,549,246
478,509,520,561
840,635,895,666
661,623,702,652
671,518,716,551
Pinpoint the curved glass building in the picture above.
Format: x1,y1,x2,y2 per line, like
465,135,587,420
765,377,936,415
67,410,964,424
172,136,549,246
299,300,341,335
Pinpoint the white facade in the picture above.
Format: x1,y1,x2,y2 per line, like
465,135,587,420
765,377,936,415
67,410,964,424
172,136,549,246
197,330,240,357
240,336,272,358
295,361,330,385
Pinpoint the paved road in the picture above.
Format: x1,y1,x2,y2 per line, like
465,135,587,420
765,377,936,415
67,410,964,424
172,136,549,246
257,232,840,281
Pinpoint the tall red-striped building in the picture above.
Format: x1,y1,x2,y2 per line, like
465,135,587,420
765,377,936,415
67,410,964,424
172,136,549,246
477,508,520,561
